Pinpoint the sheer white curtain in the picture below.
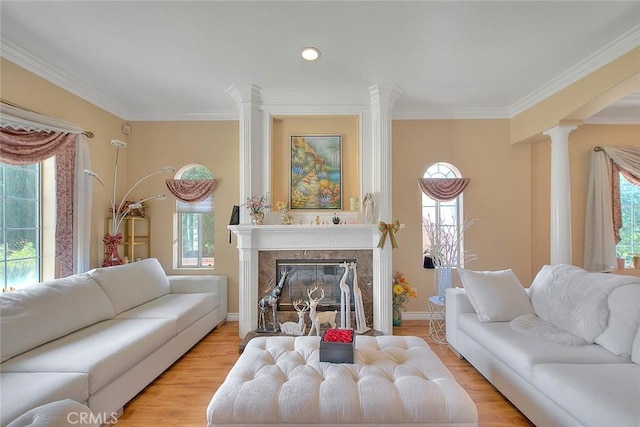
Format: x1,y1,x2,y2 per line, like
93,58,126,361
584,146,640,272
0,103,93,273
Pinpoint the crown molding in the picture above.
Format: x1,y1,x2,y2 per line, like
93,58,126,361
508,23,640,117
392,107,510,120
584,117,640,125
126,110,240,121
1,38,130,120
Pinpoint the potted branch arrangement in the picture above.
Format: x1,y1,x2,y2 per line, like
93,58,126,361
423,216,476,301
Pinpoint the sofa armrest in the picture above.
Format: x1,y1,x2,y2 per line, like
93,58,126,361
445,287,476,357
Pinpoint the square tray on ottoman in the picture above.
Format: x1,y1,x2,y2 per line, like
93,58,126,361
319,329,355,363
207,335,478,426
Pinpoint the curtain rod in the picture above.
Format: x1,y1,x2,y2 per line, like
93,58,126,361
593,146,603,152
0,98,94,138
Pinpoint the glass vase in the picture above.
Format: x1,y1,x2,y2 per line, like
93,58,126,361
437,266,452,302
250,211,264,225
392,306,403,326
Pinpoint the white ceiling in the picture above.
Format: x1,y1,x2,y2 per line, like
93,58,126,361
1,1,639,122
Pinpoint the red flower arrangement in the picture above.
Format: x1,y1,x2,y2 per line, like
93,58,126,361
323,329,354,343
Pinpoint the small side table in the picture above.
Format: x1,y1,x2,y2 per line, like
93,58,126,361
427,295,446,344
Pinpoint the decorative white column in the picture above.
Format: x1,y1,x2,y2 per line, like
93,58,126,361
369,84,402,335
543,125,577,265
226,84,263,224
227,85,263,337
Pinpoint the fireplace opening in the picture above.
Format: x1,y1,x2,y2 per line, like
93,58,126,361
276,259,356,311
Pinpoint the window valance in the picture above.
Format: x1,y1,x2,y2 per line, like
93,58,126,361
165,179,217,203
418,178,470,202
0,128,77,165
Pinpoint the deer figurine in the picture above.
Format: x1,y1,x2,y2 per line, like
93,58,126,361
278,299,309,335
258,270,288,331
307,286,337,336
338,261,351,329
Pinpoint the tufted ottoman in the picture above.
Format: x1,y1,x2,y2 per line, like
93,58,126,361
207,335,477,426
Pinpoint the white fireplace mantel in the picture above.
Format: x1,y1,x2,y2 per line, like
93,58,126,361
229,224,393,338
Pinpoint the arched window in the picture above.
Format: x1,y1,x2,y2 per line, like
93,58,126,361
175,165,214,268
616,173,639,267
421,162,465,266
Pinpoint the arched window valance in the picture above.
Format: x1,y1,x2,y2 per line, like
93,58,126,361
418,178,470,202
165,179,217,203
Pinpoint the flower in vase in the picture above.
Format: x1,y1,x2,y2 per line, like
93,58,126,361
242,195,270,214
392,271,417,313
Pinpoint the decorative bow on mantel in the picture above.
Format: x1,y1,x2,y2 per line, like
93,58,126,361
377,220,401,249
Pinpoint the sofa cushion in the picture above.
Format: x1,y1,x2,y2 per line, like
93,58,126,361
458,268,533,322
89,258,171,314
0,274,115,362
533,363,640,427
1,318,176,394
116,293,217,332
595,284,640,358
0,372,89,426
458,313,628,381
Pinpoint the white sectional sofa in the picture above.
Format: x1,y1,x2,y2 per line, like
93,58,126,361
446,265,640,427
0,258,227,426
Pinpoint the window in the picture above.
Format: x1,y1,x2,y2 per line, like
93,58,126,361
421,162,464,266
1,162,41,289
176,165,214,268
616,173,639,267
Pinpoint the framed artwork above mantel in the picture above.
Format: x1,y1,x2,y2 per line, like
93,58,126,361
289,135,342,210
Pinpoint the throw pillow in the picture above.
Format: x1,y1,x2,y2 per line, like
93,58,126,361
595,284,640,358
458,268,534,322
528,264,639,343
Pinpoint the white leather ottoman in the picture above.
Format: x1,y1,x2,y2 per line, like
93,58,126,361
207,335,477,426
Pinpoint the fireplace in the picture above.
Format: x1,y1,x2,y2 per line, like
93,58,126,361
258,249,373,328
230,223,391,338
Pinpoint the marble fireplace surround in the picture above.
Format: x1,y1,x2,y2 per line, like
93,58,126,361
229,223,389,338
258,249,374,329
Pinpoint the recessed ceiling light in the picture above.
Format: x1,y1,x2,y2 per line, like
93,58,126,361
301,47,320,61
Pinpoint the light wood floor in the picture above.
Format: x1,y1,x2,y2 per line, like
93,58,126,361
116,320,534,426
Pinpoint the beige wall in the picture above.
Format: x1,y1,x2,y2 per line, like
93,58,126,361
392,119,532,312
531,124,640,272
129,121,240,312
271,115,359,208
